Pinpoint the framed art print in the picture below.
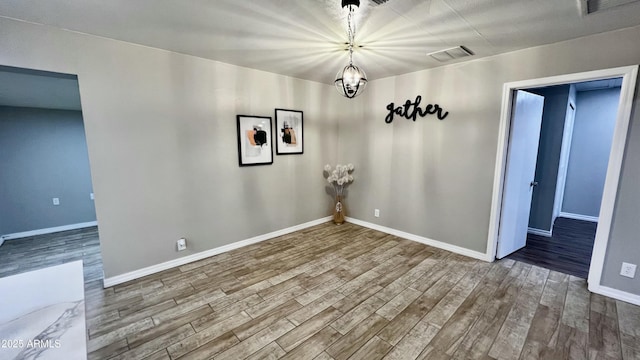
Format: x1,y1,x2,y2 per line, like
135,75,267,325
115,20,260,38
237,115,273,166
275,108,303,155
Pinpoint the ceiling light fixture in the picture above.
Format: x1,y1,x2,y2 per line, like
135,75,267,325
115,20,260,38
334,0,368,98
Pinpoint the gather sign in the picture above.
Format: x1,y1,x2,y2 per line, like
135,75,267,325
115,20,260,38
385,95,449,124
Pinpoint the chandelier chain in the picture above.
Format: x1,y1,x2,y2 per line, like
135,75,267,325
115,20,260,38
334,1,367,98
347,5,355,65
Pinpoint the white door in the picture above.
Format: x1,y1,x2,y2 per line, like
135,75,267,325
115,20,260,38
497,90,545,259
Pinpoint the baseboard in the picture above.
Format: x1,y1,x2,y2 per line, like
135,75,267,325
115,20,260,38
589,283,640,306
527,227,552,237
0,221,98,241
560,212,598,223
0,238,4,247
103,216,332,288
345,217,492,262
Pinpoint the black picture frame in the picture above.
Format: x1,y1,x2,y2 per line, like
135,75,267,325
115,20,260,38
236,115,273,166
275,108,304,155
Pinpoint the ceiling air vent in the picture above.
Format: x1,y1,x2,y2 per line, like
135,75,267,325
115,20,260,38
579,0,640,15
370,0,390,6
427,46,474,62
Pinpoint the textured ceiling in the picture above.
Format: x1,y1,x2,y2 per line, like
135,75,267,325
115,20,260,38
2,0,640,84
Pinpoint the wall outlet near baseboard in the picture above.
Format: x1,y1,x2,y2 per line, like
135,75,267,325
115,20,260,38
52,197,60,205
177,238,187,251
374,209,380,218
90,193,94,200
620,262,637,278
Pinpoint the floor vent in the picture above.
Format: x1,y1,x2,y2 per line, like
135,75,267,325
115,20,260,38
427,46,474,62
370,0,391,6
580,0,640,15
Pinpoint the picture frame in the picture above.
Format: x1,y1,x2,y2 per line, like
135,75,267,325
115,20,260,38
236,115,273,166
275,108,304,155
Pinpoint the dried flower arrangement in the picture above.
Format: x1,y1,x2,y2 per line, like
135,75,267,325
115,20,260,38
324,163,354,224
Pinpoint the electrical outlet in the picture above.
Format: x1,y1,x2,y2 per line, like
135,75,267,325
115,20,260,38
374,209,380,217
90,193,94,200
52,198,60,205
620,262,637,278
176,238,187,251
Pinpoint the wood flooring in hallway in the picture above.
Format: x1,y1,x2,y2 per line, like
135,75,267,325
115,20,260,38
1,222,639,359
507,217,596,279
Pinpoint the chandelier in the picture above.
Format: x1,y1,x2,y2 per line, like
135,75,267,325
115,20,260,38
334,0,368,98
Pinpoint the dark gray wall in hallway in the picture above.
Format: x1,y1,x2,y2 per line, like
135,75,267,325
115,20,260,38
528,85,570,231
0,106,96,235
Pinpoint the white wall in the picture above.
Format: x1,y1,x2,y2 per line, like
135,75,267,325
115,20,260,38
0,18,341,278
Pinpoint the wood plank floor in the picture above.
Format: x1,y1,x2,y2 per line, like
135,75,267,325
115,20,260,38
1,222,639,359
507,217,596,278
0,226,103,284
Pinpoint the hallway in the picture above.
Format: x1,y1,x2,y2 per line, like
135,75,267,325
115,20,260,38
507,217,596,278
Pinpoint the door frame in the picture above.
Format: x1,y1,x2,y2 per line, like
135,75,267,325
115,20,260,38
486,65,638,292
551,99,576,226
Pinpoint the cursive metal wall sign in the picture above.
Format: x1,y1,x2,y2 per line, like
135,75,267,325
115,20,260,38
385,95,449,123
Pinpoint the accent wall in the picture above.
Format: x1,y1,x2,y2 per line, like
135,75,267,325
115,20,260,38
0,106,96,236
339,26,640,296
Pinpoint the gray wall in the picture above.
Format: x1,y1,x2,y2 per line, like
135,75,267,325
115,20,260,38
337,26,640,295
602,84,640,293
562,88,620,217
0,18,341,278
0,106,96,235
2,17,639,295
527,85,570,231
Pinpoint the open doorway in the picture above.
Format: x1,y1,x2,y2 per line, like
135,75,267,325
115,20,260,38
505,80,621,278
487,66,638,296
0,65,102,285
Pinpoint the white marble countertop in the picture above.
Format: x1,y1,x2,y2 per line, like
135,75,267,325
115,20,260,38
0,260,87,360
